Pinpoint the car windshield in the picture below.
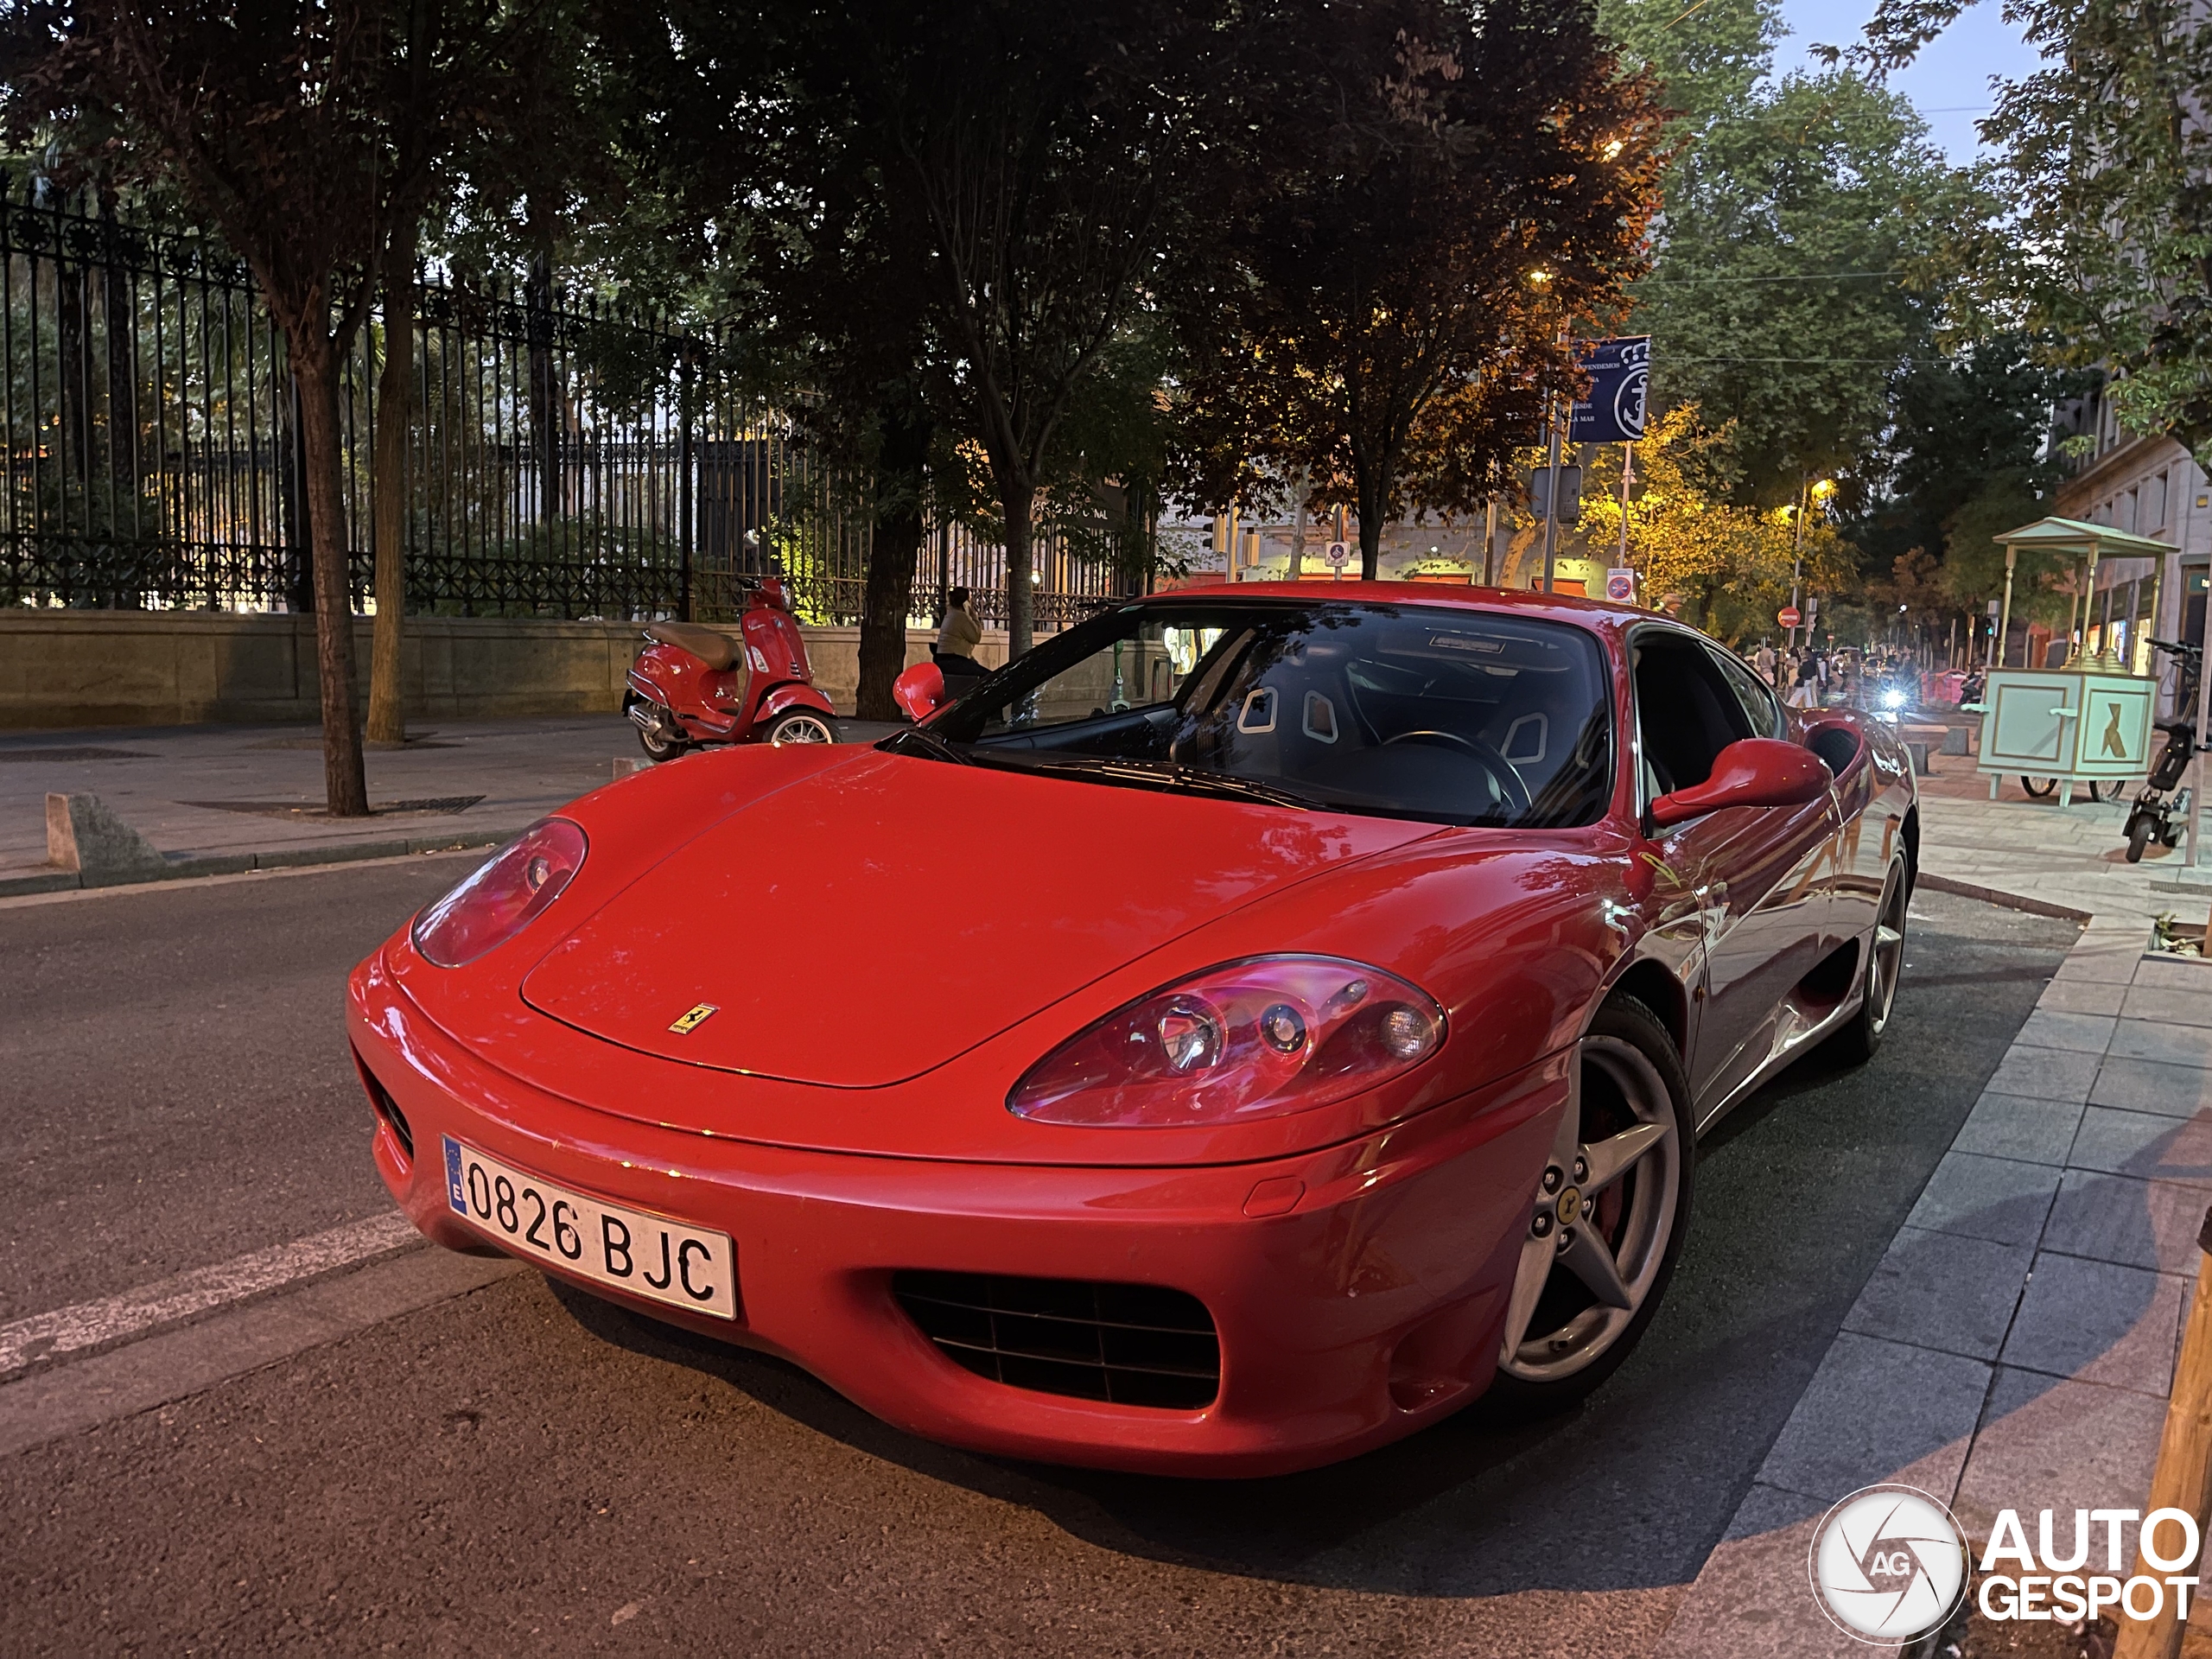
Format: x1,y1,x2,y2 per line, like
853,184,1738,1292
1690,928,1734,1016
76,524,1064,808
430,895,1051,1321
887,599,1615,829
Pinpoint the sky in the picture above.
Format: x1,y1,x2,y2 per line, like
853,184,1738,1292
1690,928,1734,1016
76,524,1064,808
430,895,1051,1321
1770,0,2047,163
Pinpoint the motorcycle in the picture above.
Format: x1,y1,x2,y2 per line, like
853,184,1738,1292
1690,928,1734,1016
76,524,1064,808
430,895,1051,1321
623,577,840,762
2122,637,2202,862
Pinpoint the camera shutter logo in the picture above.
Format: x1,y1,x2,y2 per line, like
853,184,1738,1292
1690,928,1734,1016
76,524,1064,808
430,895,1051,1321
1808,1484,1969,1643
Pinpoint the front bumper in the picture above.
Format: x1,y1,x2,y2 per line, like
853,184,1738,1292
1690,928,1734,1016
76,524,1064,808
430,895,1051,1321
348,948,1567,1477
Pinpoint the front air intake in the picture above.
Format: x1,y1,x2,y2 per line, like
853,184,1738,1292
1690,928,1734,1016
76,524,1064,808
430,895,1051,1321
352,1048,414,1162
893,1271,1219,1410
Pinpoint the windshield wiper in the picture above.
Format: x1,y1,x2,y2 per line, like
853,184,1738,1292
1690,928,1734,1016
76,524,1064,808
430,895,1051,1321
1029,755,1317,811
878,726,974,766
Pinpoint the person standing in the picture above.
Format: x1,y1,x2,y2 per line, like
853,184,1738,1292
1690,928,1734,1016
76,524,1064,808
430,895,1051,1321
934,587,985,677
1787,652,1820,709
1754,639,1777,686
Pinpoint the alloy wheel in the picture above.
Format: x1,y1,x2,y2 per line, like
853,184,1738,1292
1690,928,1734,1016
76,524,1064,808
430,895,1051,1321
769,712,836,745
1866,866,1907,1038
1498,1035,1681,1383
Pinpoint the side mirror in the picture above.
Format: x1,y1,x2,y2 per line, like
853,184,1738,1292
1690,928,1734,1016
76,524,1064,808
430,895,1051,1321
893,661,946,723
1649,737,1830,828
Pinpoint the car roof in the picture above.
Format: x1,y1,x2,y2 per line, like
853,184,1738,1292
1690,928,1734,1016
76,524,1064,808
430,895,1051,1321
1136,580,1643,629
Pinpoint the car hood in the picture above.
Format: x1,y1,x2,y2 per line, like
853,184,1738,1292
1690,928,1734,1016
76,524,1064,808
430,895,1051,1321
519,751,1434,1087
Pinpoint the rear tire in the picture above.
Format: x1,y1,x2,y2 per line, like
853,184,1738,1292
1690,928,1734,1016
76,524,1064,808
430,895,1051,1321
1486,995,1693,1414
638,714,687,763
765,709,836,746
2021,776,2056,798
1826,858,1908,1065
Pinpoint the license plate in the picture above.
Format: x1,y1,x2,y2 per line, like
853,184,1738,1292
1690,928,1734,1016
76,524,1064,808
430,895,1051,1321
442,1136,736,1320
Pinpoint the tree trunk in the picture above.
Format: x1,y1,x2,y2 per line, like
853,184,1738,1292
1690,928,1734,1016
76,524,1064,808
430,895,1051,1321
1356,468,1387,581
1002,477,1036,658
856,405,933,719
366,232,415,746
290,340,370,817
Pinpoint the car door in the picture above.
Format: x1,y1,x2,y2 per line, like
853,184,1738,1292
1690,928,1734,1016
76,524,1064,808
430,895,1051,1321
1631,629,1837,1114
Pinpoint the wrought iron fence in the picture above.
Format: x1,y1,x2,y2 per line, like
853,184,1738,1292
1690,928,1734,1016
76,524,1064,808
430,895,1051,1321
0,178,1141,627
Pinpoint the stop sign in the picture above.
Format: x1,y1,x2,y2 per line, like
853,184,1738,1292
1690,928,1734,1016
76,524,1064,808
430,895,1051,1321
1778,606,1802,629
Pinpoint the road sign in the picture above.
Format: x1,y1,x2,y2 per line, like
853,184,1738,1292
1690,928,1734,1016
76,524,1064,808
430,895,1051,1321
1778,606,1802,629
1605,568,1636,602
1325,541,1350,569
1570,336,1652,443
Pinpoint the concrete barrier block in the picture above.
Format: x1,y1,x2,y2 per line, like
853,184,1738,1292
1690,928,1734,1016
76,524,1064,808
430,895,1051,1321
45,793,168,880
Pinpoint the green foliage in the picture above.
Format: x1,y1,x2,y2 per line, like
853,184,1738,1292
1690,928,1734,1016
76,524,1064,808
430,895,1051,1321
1846,334,2084,615
1170,0,1669,577
1599,0,1983,505
1859,0,2212,461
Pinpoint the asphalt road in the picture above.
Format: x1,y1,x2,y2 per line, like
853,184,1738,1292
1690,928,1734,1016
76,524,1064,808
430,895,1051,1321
0,862,2076,1657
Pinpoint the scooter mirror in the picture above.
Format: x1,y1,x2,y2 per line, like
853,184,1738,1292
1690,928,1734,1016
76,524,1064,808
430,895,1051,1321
893,662,946,722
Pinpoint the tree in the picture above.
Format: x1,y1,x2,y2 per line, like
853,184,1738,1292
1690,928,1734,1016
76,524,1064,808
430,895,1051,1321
889,0,1205,656
1580,402,1843,637
1171,0,1667,580
5,0,460,813
1843,333,2082,610
1856,0,2212,464
1599,0,1983,506
595,0,938,714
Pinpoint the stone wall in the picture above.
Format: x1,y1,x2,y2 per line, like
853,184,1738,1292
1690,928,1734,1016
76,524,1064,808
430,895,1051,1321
0,611,1009,730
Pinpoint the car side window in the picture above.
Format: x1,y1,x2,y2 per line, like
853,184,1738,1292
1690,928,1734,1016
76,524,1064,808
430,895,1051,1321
1632,631,1757,799
1708,646,1783,738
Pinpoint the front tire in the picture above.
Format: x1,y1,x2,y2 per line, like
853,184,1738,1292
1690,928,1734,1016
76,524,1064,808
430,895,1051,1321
2021,776,2057,798
1827,857,1908,1065
1488,995,1693,1412
2127,813,2157,864
765,709,836,746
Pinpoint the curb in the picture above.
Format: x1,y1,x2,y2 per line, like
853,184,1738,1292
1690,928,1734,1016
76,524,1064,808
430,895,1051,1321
0,825,522,899
1915,869,2095,925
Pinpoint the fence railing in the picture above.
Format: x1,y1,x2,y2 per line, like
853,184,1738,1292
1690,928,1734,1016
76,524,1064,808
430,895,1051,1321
0,178,1141,628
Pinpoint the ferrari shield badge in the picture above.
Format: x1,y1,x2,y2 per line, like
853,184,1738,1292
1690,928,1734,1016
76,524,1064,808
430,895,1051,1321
668,1002,718,1035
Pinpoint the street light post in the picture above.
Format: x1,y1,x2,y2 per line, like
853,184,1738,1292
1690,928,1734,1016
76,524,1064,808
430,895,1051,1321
1788,477,1833,651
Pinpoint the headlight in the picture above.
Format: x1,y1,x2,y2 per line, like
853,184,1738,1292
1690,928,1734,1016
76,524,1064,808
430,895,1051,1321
1879,688,1907,710
1008,956,1444,1128
411,818,588,968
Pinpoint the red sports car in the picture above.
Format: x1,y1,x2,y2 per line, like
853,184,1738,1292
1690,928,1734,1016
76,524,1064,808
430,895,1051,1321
348,585,1916,1476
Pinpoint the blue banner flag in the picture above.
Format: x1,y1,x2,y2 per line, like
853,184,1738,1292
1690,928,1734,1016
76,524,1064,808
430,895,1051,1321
1571,336,1651,443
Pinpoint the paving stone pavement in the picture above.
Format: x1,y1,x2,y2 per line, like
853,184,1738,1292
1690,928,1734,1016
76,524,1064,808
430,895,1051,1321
1655,912,2212,1656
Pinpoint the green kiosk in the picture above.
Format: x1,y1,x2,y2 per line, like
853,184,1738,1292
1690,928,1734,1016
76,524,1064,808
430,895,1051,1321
1974,516,2174,806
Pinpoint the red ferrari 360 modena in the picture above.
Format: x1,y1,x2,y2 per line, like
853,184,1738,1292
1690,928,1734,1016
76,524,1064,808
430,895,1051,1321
348,584,1916,1476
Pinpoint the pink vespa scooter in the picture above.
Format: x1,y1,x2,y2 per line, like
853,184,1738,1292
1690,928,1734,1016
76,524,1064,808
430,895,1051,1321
623,578,839,762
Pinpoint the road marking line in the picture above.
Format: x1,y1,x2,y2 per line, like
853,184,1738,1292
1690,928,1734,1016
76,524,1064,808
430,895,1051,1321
0,1211,422,1378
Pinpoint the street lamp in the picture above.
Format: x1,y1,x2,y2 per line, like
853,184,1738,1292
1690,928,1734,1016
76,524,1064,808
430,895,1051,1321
1789,476,1833,650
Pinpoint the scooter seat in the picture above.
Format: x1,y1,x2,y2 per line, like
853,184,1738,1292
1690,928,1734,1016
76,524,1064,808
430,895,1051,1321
646,621,741,671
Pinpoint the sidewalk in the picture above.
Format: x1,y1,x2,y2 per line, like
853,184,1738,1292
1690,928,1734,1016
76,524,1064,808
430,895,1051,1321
1915,756,2206,928
1656,779,2211,1655
0,716,906,895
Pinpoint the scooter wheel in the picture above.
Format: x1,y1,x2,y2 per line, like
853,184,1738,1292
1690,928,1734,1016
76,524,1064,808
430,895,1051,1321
765,710,837,746
638,721,688,763
2127,816,2157,863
